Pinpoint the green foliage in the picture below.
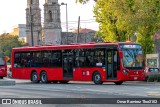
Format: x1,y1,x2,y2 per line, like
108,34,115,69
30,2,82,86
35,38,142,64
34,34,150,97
0,33,27,61
76,0,89,4
157,74,160,82
147,75,155,82
76,0,97,4
93,0,160,54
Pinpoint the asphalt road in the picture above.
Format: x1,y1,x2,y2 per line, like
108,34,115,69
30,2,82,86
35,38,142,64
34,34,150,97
0,79,160,107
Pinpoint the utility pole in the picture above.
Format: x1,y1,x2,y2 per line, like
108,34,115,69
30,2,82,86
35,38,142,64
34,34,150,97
76,16,80,43
30,0,34,46
37,30,40,45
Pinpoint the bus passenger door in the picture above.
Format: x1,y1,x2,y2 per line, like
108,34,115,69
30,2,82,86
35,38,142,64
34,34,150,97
106,50,118,80
62,54,73,80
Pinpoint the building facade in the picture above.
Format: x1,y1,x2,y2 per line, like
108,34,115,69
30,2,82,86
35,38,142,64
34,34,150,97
43,0,62,45
25,0,98,46
61,28,100,44
10,24,26,42
26,0,42,46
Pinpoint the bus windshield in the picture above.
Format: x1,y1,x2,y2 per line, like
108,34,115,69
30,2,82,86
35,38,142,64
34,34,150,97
0,57,4,66
122,49,144,68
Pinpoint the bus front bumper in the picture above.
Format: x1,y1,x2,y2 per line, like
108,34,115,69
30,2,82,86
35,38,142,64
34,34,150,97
127,75,145,81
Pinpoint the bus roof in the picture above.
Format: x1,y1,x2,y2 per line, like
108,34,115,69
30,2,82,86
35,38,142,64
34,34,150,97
12,42,139,52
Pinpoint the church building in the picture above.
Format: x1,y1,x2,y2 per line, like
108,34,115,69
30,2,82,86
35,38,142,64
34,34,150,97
26,0,97,46
26,0,42,46
26,0,61,46
43,0,62,45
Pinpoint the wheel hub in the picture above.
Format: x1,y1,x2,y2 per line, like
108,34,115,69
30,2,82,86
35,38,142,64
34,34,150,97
95,75,100,81
42,74,46,82
33,75,37,81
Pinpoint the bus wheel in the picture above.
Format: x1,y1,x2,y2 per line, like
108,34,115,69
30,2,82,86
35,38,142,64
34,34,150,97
93,72,103,84
40,72,48,83
59,81,69,84
31,72,39,83
0,76,3,79
114,81,123,85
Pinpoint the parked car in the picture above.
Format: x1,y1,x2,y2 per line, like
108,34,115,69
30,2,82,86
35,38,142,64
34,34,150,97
144,67,160,81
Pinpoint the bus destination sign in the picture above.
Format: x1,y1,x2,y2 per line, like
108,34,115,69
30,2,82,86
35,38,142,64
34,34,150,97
121,45,141,49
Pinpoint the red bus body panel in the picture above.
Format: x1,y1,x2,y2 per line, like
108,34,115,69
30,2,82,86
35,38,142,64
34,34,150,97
12,68,63,80
12,67,145,82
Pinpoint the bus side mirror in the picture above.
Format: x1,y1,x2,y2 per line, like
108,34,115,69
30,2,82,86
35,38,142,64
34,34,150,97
119,52,123,58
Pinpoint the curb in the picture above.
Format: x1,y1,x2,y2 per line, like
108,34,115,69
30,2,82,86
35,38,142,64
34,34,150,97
0,78,15,86
125,81,160,85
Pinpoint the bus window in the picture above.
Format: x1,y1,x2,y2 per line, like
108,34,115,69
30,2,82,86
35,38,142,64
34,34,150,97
78,49,86,67
21,52,31,67
86,49,94,67
0,57,4,66
77,49,95,67
14,53,22,68
32,51,41,67
95,49,105,67
41,50,62,68
122,49,143,68
52,51,62,67
113,51,117,70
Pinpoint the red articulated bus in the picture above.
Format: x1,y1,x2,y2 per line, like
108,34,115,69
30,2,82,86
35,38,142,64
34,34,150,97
0,55,7,79
11,42,145,85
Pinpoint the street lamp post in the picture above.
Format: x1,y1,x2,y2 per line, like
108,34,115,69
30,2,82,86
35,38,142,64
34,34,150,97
61,2,68,44
37,30,40,45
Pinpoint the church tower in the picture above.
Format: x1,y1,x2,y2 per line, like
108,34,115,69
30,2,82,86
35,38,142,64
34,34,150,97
43,0,62,45
26,0,42,46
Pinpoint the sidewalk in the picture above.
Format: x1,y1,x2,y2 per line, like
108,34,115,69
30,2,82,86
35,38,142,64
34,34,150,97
0,77,15,86
125,81,160,85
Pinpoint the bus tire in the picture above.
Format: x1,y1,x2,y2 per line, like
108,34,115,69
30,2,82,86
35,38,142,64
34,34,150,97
31,72,39,83
114,81,123,85
0,76,3,79
40,71,48,83
93,72,103,84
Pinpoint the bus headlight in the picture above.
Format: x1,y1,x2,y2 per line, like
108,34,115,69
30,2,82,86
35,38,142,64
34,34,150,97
103,68,106,72
123,69,128,75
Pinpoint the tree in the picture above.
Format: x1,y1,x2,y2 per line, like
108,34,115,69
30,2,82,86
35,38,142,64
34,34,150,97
93,0,160,55
76,0,97,4
0,33,27,61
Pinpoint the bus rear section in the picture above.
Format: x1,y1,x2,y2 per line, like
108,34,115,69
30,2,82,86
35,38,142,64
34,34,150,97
0,56,7,79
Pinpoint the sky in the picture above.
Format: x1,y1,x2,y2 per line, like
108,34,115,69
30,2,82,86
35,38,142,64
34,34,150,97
0,0,99,34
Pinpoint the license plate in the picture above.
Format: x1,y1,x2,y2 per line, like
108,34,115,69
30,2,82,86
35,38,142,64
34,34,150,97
134,77,137,80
